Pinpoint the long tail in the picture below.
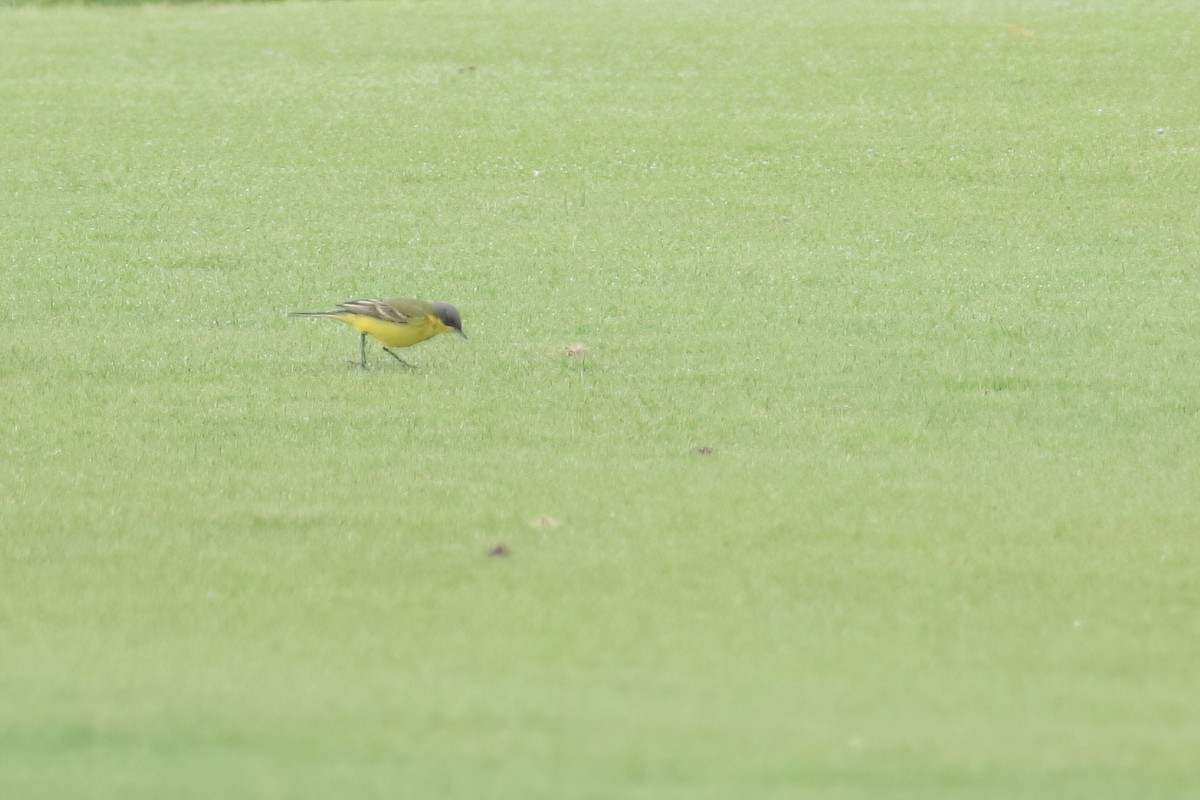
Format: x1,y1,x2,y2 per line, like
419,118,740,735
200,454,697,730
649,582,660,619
288,311,339,317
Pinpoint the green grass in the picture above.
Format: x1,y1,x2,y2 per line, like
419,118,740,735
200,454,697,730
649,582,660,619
2,1,1199,797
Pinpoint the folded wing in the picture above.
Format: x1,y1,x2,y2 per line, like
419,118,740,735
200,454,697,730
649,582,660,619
335,298,430,326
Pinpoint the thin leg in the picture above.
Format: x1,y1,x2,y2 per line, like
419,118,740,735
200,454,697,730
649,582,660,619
382,348,415,368
360,332,368,370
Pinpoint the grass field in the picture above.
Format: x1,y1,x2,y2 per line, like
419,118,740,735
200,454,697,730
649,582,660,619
2,0,1199,797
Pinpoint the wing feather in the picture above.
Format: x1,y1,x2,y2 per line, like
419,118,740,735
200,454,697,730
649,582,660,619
335,298,430,325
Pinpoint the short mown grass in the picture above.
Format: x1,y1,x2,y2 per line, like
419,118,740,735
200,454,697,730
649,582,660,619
2,1,1198,797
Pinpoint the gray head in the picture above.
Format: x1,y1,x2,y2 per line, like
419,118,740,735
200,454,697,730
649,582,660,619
432,301,467,338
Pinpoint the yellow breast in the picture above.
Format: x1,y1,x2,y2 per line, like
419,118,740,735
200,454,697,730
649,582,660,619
336,313,447,348
333,314,446,347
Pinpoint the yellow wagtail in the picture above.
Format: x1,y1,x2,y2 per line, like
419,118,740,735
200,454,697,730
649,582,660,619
289,297,466,368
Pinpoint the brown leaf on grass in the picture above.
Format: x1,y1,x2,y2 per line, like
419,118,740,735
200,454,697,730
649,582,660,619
694,446,715,455
530,514,562,529
488,543,511,558
563,343,590,357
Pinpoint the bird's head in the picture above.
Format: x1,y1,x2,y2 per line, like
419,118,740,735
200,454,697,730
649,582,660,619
432,302,467,338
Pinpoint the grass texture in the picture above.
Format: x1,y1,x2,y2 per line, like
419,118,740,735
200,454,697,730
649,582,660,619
2,1,1199,797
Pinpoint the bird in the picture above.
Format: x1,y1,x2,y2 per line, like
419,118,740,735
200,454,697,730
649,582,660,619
289,297,466,368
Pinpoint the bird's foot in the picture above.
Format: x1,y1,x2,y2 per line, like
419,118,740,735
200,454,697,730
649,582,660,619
383,349,416,368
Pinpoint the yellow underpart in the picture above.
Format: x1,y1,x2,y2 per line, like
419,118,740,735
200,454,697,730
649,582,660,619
335,313,451,348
